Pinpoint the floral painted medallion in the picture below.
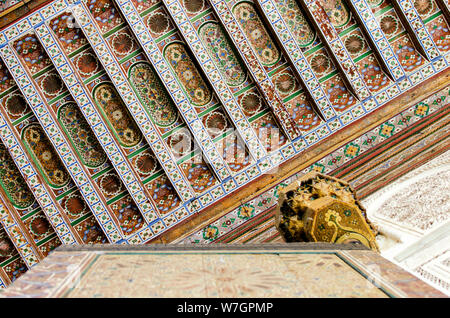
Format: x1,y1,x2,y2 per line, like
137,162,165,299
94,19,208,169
233,2,280,66
203,109,232,139
98,173,124,197
109,30,137,58
5,93,29,118
0,231,16,260
202,225,219,241
275,0,316,48
320,0,351,28
240,90,264,117
167,130,194,158
61,193,89,219
129,62,179,127
93,83,143,147
198,22,247,86
273,72,296,96
0,143,35,209
164,43,212,106
380,15,399,36
74,51,101,79
38,72,65,99
344,34,366,55
132,150,159,177
22,123,70,188
182,0,206,14
28,213,52,240
147,12,171,36
58,103,107,168
414,0,434,16
310,53,332,76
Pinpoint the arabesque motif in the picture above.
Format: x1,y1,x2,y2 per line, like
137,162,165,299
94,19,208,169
129,62,179,127
274,0,316,48
320,0,351,28
58,102,107,168
22,123,70,188
198,22,247,86
164,42,212,106
93,83,143,148
233,2,280,66
0,143,35,209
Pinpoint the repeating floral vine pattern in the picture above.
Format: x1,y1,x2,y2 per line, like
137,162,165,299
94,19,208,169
93,83,143,148
58,103,107,168
274,0,316,48
198,22,247,86
164,42,212,106
129,62,179,127
0,143,35,209
320,0,351,28
22,124,70,188
233,2,280,66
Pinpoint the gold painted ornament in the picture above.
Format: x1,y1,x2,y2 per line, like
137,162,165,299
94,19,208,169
275,172,379,251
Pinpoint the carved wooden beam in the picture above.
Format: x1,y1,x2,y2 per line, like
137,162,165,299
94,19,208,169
253,0,326,122
435,0,450,25
297,0,363,101
205,0,303,139
343,0,396,82
162,0,301,141
390,0,431,61
0,192,43,265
